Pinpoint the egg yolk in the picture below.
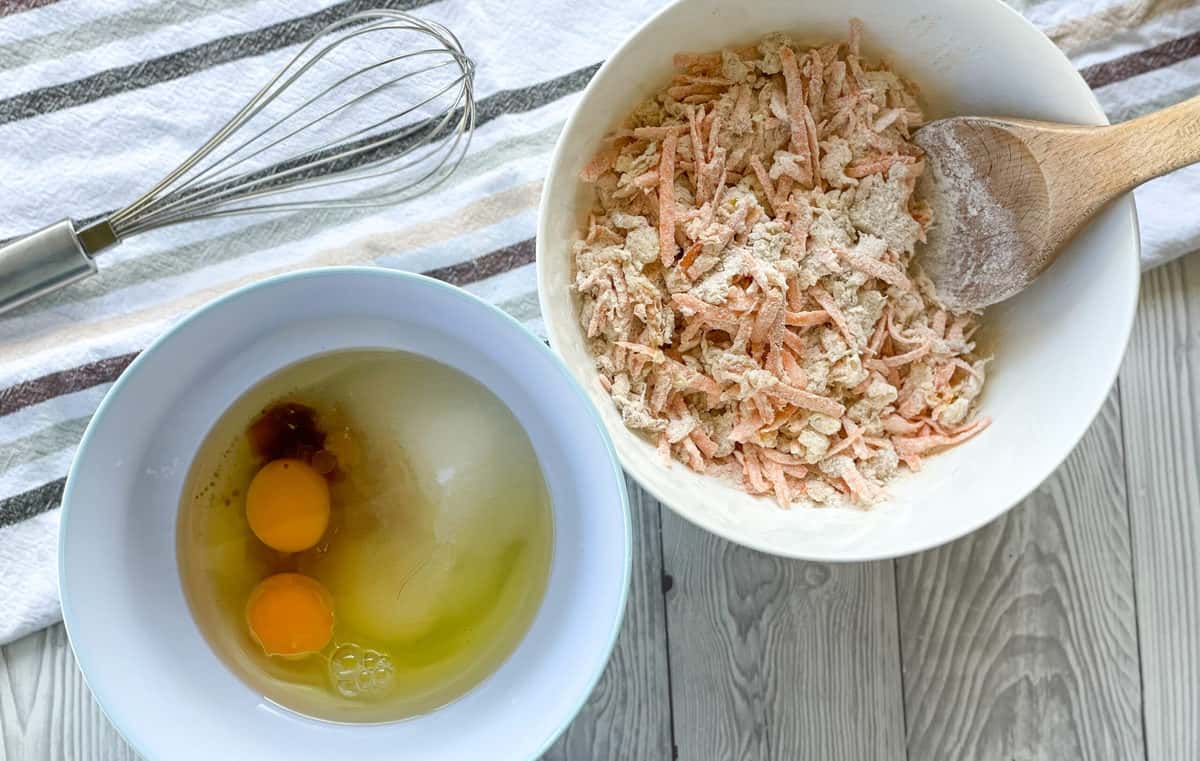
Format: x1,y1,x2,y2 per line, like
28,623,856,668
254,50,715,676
246,573,334,657
246,458,330,552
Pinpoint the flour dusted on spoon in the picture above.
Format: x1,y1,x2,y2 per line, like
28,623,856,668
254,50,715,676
913,118,1038,311
572,21,991,508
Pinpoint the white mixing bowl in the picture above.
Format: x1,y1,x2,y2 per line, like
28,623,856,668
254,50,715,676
59,268,630,760
536,0,1140,560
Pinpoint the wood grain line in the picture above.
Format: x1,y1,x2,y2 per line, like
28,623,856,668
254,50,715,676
1118,253,1200,761
661,507,905,761
896,391,1144,760
0,625,140,761
543,479,673,759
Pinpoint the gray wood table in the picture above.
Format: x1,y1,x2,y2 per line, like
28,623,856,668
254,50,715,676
2,251,1197,760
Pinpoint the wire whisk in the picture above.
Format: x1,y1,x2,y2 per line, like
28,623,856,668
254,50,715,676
0,8,476,314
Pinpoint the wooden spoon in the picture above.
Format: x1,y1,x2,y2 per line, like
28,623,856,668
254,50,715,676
913,95,1200,311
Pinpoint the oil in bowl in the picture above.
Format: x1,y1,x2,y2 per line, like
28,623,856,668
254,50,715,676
178,349,554,723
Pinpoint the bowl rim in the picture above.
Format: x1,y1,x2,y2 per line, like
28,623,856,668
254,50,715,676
535,0,1142,561
59,265,632,760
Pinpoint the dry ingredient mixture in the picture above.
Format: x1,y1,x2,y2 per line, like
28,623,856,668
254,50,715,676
572,21,991,508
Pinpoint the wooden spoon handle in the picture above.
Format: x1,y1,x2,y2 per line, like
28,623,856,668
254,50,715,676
999,95,1200,250
1102,94,1200,194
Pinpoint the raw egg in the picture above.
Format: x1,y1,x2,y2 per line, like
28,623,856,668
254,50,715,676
246,458,329,552
246,572,334,657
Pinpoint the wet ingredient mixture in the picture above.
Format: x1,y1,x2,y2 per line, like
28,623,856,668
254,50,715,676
178,350,553,722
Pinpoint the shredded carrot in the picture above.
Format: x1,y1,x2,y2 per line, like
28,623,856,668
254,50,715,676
633,170,660,189
845,154,915,178
615,341,664,361
827,428,864,458
679,241,703,272
836,247,912,289
706,111,723,162
868,308,890,355
786,279,805,311
658,133,679,267
786,200,811,258
650,374,672,414
933,362,956,390
806,53,825,121
779,46,808,158
781,327,807,355
681,436,707,471
673,51,722,71
894,416,991,456
687,106,707,193
780,348,808,388
751,293,785,347
672,293,739,332
848,18,864,57
782,464,810,482
766,382,846,418
785,309,829,327
841,459,885,503
761,453,792,507
808,286,855,346
632,124,689,141
748,154,777,214
742,446,769,494
690,426,719,458
677,74,734,87
729,410,765,443
751,391,775,425
880,342,930,368
580,144,619,183
804,108,822,189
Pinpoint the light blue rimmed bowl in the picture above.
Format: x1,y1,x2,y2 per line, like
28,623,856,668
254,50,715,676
59,267,630,761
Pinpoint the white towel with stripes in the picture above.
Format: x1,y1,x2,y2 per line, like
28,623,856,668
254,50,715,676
1,0,1198,645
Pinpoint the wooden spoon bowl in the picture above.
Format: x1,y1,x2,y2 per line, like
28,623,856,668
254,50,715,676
914,95,1200,311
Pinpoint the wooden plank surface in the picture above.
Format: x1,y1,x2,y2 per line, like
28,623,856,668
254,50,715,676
542,479,672,760
895,391,1145,761
660,507,906,761
0,624,138,761
1119,253,1200,761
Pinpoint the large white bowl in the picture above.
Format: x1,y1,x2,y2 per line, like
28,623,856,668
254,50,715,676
536,0,1139,560
59,268,630,760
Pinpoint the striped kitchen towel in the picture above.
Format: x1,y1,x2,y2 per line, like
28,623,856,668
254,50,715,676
0,0,1197,645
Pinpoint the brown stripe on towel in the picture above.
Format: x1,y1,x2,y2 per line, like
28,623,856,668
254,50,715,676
0,0,62,17
0,237,538,418
1081,30,1200,89
0,352,136,416
0,0,439,126
425,238,535,286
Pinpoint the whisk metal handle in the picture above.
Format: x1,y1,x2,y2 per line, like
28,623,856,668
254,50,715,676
0,219,117,316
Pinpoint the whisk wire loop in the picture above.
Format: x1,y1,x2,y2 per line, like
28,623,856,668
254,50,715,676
106,9,475,239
